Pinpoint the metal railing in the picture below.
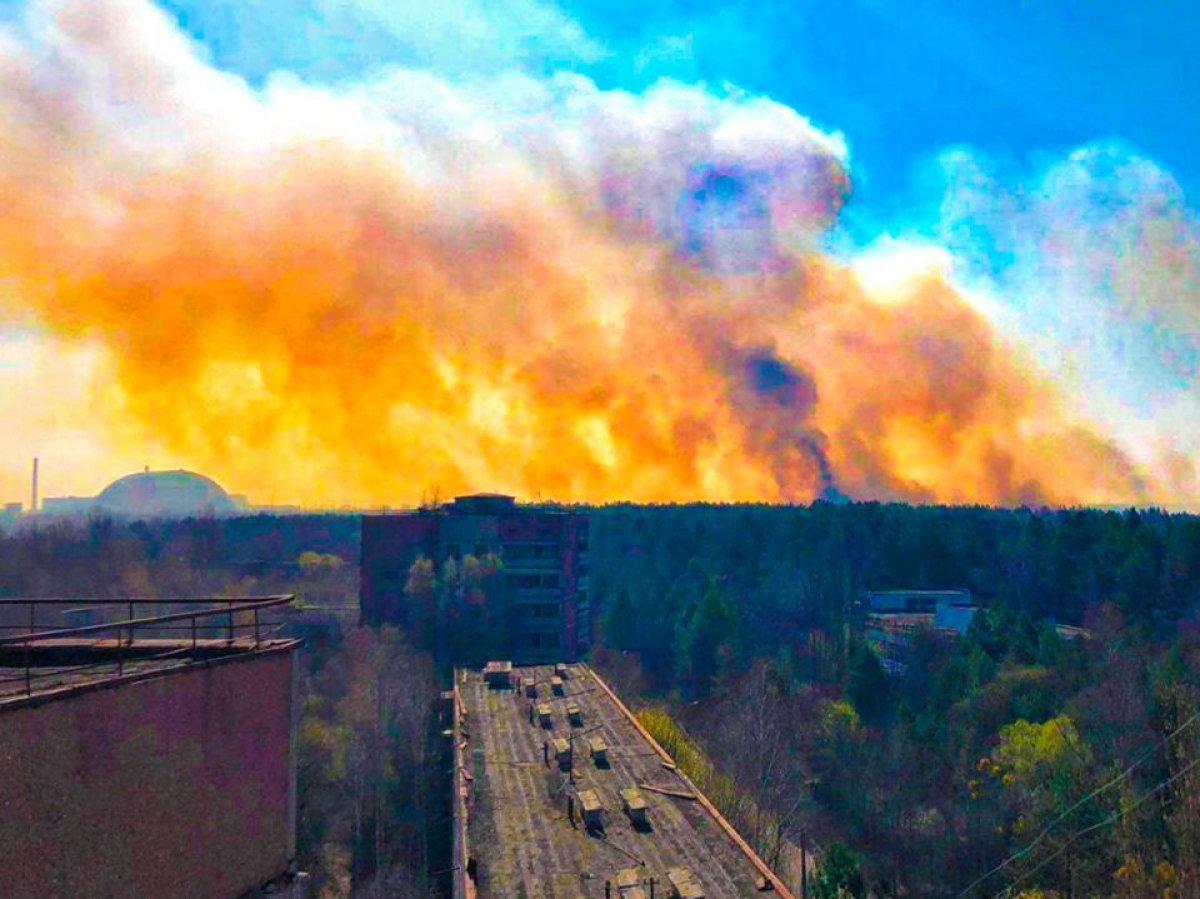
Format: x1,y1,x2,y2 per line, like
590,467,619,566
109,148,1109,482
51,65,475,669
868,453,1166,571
0,595,296,698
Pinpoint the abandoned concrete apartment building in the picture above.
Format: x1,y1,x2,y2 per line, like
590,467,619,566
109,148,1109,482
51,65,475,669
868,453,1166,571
361,493,591,663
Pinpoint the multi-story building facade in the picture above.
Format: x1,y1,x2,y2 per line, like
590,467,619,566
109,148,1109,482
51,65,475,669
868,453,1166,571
361,494,590,663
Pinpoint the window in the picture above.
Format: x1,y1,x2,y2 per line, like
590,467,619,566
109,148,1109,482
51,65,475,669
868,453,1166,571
503,571,564,590
518,602,559,619
502,542,560,562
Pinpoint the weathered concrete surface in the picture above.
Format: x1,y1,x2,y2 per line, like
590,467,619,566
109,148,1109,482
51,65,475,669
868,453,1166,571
460,663,779,899
0,648,297,899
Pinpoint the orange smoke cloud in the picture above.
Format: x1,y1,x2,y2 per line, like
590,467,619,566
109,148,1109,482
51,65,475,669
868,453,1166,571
0,0,1156,507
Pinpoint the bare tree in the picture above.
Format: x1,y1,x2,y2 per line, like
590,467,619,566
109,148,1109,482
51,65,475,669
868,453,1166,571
705,660,812,871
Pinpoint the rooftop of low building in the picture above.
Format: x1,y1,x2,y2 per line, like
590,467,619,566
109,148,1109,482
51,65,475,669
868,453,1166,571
455,661,790,898
0,596,299,708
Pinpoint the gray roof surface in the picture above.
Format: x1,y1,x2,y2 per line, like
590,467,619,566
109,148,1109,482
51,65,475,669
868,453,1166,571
459,663,773,899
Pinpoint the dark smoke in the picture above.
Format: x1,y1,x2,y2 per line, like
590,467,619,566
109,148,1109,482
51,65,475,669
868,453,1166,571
745,350,817,409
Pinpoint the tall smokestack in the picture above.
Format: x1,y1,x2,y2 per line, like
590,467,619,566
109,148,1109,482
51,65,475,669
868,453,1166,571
31,457,37,513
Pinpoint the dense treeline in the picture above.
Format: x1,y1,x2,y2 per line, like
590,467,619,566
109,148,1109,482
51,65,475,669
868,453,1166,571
0,513,359,598
592,503,1200,692
589,503,1200,897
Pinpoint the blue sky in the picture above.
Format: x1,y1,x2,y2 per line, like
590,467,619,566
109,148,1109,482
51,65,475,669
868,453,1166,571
0,0,1197,505
146,0,1200,223
577,0,1200,199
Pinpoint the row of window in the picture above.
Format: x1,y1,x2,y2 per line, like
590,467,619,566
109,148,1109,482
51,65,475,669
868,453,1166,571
438,540,585,566
521,632,560,649
442,542,493,561
505,573,560,590
521,603,560,619
502,542,561,561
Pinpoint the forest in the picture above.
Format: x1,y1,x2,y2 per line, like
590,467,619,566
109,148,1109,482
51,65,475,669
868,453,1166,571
589,503,1200,897
2,501,1199,897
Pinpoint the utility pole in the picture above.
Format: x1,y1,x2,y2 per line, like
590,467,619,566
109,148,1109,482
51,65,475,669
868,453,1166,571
800,828,808,899
1064,845,1072,899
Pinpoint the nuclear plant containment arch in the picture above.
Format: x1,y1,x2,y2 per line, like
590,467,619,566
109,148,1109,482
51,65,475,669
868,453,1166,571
93,469,237,518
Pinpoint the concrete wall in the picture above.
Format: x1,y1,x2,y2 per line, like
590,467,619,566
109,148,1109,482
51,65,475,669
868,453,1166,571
934,601,978,634
361,513,437,625
0,648,297,899
363,507,590,663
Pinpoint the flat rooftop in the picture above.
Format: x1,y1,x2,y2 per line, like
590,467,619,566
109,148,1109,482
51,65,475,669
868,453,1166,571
457,663,785,898
0,637,298,705
0,595,299,708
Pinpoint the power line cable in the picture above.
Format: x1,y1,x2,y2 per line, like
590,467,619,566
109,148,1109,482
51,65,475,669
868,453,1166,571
991,753,1200,899
957,709,1199,897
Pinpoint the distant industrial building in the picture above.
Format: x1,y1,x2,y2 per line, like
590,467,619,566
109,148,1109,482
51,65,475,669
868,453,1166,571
858,590,1087,673
31,469,248,520
0,501,20,529
860,588,975,617
859,589,977,674
361,494,590,663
